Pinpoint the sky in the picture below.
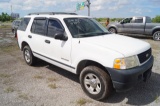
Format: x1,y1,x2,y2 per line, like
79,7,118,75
0,0,160,18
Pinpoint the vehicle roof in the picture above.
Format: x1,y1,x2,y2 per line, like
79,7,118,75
132,16,150,18
24,14,89,19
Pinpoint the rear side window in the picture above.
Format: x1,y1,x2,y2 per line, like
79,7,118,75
31,18,47,35
18,18,31,31
47,19,63,37
146,17,151,23
134,18,143,23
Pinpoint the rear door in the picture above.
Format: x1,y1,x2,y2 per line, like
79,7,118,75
29,17,48,56
130,17,145,34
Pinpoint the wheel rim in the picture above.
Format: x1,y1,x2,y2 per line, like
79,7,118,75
24,49,31,63
154,32,160,40
84,73,101,95
109,28,116,33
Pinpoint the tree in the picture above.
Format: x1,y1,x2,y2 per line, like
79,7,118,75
152,15,160,23
0,12,12,22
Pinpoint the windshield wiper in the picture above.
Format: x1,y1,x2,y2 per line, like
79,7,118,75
96,32,110,35
74,32,110,38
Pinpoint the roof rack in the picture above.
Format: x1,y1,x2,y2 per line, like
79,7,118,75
28,12,77,15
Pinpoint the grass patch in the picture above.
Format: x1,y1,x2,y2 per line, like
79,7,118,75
47,77,57,82
76,98,92,106
0,74,11,78
33,75,43,79
4,87,14,93
18,93,29,100
0,25,11,28
48,84,57,89
1,45,19,53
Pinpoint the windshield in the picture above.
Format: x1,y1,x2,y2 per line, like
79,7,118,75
64,18,110,38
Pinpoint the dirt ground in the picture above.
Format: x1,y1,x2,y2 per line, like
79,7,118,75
0,27,160,106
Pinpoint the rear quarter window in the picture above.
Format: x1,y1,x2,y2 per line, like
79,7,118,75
18,18,31,31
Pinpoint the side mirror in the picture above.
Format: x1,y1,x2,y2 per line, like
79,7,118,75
120,21,124,24
54,30,68,41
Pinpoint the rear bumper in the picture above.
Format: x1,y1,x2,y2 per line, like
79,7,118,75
106,56,154,92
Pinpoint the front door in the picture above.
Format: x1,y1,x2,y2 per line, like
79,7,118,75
118,18,132,33
44,18,72,71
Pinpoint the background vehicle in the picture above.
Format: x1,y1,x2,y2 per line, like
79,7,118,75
17,12,153,100
107,16,160,41
11,20,21,37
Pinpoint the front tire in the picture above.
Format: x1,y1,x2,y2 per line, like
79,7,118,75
153,31,160,41
80,66,113,100
23,45,35,66
109,27,117,33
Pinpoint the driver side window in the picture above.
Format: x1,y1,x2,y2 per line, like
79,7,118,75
47,19,63,37
123,18,132,23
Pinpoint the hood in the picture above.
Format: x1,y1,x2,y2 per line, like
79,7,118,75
80,34,150,57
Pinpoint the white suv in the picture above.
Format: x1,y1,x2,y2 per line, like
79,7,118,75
17,12,154,100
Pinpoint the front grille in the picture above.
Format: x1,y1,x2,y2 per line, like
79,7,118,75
138,48,151,64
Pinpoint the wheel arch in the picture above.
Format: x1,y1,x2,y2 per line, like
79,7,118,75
21,41,29,51
108,26,117,33
76,60,110,77
152,28,160,35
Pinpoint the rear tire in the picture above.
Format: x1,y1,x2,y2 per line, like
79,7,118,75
23,45,35,66
80,66,113,100
153,31,160,41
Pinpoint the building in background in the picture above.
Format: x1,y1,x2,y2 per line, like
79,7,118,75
11,13,20,19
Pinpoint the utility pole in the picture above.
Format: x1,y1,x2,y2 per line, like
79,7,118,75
86,0,91,16
11,5,12,13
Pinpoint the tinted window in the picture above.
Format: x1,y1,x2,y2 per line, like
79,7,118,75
134,18,143,23
146,17,151,23
123,18,132,23
18,18,31,31
31,18,46,35
47,19,63,37
31,20,36,33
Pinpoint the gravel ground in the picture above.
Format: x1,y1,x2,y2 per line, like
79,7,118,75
0,28,160,106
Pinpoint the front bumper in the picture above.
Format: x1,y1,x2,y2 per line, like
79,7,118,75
106,56,154,92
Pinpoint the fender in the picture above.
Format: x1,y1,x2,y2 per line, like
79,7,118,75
152,26,160,35
107,24,119,32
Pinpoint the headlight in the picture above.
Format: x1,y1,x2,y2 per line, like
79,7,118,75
113,56,139,70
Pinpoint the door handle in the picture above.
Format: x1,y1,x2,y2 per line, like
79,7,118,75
45,40,50,44
28,35,32,38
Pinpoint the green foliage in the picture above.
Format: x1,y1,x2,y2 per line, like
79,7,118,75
95,17,123,22
0,12,13,22
152,15,160,23
95,18,106,22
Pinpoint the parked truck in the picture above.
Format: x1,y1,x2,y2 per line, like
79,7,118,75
107,16,160,41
